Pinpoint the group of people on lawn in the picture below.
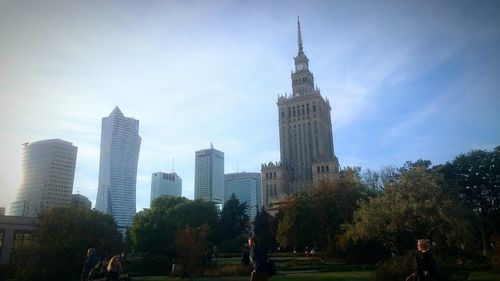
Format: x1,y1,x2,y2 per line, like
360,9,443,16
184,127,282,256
81,237,439,281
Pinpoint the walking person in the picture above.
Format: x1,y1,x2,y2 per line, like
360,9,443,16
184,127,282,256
81,248,99,281
248,236,268,281
406,239,440,281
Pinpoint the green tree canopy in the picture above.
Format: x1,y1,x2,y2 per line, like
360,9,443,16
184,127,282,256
15,207,122,281
253,207,275,252
277,167,369,252
219,194,249,240
341,166,474,258
129,196,218,257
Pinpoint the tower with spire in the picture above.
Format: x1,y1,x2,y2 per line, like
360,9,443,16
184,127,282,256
261,17,339,213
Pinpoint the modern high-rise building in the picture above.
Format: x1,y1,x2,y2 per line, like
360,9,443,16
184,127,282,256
150,172,182,204
224,172,261,220
71,194,92,210
262,18,339,211
7,139,77,217
95,107,141,232
194,144,224,205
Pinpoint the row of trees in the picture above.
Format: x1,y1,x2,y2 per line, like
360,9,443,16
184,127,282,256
10,146,498,280
273,147,499,267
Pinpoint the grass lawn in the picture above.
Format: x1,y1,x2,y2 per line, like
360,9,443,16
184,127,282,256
132,270,500,281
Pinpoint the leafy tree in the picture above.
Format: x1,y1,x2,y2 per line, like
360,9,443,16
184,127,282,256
442,147,500,255
129,196,218,257
129,196,188,256
276,191,315,251
218,194,249,251
174,224,211,278
253,207,275,252
277,167,368,254
341,166,474,260
14,207,122,281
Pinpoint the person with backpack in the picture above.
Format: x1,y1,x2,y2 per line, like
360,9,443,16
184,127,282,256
248,236,268,281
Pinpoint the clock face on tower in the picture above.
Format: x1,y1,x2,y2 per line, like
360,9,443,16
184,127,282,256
297,63,306,70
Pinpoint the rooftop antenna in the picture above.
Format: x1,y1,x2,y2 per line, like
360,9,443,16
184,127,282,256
297,16,304,54
172,158,175,173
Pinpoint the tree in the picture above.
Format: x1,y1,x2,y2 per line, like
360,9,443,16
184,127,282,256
442,147,500,255
276,191,316,251
129,196,188,256
14,207,122,281
341,166,474,260
276,167,369,254
174,224,211,277
253,208,275,252
129,196,219,257
218,194,249,251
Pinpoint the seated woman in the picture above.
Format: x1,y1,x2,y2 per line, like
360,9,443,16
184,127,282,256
105,255,131,281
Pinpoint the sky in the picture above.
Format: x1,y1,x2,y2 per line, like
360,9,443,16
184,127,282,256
1,0,499,211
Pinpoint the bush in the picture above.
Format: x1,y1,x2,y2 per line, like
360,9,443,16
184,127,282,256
203,264,251,277
375,254,471,281
122,255,171,277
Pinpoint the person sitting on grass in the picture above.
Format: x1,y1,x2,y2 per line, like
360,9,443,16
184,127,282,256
105,255,131,281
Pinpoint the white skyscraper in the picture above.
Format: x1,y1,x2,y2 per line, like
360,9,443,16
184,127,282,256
194,144,224,204
150,172,182,204
224,172,262,220
8,139,77,217
95,107,141,232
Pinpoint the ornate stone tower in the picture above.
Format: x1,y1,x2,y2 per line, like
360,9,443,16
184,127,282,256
262,17,339,212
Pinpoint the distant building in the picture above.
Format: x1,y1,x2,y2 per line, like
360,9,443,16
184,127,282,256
71,194,92,209
0,207,5,216
95,107,141,233
0,215,36,264
262,18,339,213
150,172,182,203
7,139,77,217
224,172,261,220
194,144,224,205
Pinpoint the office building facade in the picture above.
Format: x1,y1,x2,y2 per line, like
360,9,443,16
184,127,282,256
150,172,182,204
194,144,224,204
95,107,141,232
224,172,261,220
8,139,77,217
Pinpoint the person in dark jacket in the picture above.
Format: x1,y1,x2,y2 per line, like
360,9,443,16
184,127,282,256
81,248,99,281
248,236,268,281
88,255,108,281
406,239,440,281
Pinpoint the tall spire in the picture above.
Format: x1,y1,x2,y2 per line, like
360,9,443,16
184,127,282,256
297,16,304,54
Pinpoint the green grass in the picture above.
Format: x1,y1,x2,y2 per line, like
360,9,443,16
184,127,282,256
132,271,372,281
469,270,500,281
132,270,500,281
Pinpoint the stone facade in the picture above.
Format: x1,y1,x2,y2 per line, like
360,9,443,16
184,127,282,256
262,18,339,211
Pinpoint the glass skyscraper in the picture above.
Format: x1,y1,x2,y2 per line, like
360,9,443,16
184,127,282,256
8,139,77,217
224,172,261,220
194,144,224,205
95,107,141,232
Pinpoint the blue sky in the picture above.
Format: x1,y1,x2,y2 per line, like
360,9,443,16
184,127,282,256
1,0,499,211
